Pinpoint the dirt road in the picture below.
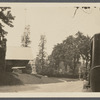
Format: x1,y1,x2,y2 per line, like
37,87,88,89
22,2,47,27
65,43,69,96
23,80,83,92
0,80,83,92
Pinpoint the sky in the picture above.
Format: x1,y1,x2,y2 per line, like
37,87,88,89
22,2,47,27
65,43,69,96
2,3,100,58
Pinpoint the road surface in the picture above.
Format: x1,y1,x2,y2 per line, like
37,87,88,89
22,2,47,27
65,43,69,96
23,80,83,92
0,80,84,92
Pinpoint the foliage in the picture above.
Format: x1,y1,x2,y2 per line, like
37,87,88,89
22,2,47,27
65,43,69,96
21,25,31,47
51,43,64,69
25,63,32,74
35,57,42,74
48,32,90,77
75,32,90,65
0,7,15,38
62,35,80,74
35,35,47,75
49,35,80,75
75,31,91,78
0,7,14,71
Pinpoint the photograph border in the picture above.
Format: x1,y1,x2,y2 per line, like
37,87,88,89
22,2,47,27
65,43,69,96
0,1,99,99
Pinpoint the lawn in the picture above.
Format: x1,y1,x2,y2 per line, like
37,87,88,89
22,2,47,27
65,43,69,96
0,72,62,86
0,72,79,86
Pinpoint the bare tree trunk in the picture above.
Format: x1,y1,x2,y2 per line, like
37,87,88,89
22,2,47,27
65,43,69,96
0,48,5,72
0,38,7,72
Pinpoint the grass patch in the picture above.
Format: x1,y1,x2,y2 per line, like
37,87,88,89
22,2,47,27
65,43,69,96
0,72,23,86
0,72,78,86
0,72,62,86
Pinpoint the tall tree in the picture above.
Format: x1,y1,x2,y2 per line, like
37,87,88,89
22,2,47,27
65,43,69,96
0,7,15,71
21,25,31,47
75,31,91,78
49,35,80,75
51,43,64,70
62,35,80,74
49,33,90,76
36,35,47,74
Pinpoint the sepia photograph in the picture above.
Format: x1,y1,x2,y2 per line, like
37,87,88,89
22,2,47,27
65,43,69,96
0,3,100,97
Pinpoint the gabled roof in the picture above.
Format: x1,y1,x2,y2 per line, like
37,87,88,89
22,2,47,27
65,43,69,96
6,46,33,60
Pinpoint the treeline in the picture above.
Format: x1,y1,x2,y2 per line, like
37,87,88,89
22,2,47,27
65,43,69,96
35,31,91,79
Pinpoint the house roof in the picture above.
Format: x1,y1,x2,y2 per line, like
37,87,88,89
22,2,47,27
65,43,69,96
6,46,34,60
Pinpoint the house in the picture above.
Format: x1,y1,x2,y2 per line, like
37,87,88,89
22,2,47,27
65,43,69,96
5,46,34,72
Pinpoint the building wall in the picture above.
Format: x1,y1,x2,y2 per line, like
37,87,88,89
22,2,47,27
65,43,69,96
6,60,29,67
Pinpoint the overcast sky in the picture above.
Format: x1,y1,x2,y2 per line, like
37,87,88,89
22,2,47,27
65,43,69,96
2,3,100,58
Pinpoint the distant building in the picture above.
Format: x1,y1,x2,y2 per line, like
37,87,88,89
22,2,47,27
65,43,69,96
5,47,33,71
